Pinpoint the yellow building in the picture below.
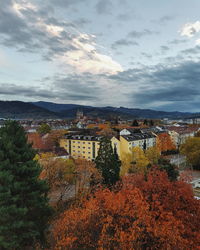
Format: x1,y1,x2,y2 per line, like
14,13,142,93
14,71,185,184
60,135,102,160
111,133,156,160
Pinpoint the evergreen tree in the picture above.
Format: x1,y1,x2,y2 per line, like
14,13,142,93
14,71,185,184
143,119,148,126
0,121,52,249
158,158,179,181
150,120,154,126
132,120,139,127
95,137,121,187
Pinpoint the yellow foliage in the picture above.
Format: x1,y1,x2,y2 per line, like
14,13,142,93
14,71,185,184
145,147,160,165
120,153,132,177
131,147,149,174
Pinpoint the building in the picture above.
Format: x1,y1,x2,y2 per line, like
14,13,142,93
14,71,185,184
60,135,102,160
167,126,199,148
111,132,156,159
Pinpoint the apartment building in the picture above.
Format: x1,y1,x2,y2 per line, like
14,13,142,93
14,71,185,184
60,135,102,160
167,126,199,147
111,133,156,159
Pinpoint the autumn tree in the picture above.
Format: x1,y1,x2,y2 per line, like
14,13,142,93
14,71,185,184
0,121,52,249
120,153,133,176
180,137,200,170
44,129,66,148
51,169,200,249
98,127,117,137
39,156,76,206
75,159,102,198
95,137,121,186
145,146,160,165
130,146,149,174
157,133,176,153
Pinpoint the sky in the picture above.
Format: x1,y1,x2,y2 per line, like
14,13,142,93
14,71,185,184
0,0,200,112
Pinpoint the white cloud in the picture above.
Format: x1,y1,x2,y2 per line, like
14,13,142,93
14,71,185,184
10,0,122,75
59,33,123,74
180,21,200,37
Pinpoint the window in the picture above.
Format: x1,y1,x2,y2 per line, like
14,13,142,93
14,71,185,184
88,147,91,149
83,151,85,153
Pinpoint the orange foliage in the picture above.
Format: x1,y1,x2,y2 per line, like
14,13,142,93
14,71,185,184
157,132,176,152
44,130,66,148
87,123,110,130
51,170,200,249
74,159,102,197
27,132,47,150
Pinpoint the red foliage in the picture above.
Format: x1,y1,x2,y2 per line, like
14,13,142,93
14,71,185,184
51,170,200,249
157,132,176,152
27,132,47,150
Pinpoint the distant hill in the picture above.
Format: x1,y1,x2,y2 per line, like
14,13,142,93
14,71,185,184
31,101,86,112
0,100,198,120
32,101,195,119
0,101,58,119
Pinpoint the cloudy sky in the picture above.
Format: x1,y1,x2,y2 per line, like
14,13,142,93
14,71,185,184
0,0,200,112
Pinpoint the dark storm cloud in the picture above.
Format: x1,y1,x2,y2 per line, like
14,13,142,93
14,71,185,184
0,78,99,102
128,29,159,39
109,60,200,110
96,0,113,15
111,39,138,50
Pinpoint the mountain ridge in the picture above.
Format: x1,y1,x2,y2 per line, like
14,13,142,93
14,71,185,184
0,100,199,119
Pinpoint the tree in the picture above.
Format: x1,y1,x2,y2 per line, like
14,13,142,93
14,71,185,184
37,123,51,135
44,130,66,148
157,133,176,153
149,119,154,126
145,146,160,165
120,153,132,177
143,119,148,126
130,147,149,174
132,119,139,126
180,137,200,170
0,121,52,249
51,170,200,249
157,158,179,181
75,159,102,198
95,137,121,186
39,157,76,206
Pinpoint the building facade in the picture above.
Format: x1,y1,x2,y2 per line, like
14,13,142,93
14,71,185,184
60,135,102,161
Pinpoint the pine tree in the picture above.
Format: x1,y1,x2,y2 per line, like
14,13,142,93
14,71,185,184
143,119,148,126
0,121,52,249
132,120,139,126
95,137,121,187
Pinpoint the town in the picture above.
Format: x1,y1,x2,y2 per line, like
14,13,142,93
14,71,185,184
1,0,200,248
2,109,199,192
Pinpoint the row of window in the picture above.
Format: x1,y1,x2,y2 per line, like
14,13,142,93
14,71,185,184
71,141,100,145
